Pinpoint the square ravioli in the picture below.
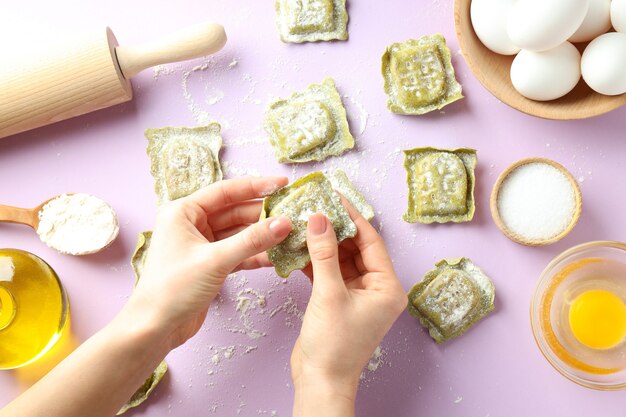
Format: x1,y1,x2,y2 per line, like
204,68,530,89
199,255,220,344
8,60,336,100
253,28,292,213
275,0,348,43
261,172,357,278
407,258,495,343
122,231,167,416
382,34,463,115
131,231,152,283
264,78,354,163
145,123,223,205
403,147,477,224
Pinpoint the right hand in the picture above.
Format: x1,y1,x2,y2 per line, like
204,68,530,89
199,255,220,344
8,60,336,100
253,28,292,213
290,201,407,410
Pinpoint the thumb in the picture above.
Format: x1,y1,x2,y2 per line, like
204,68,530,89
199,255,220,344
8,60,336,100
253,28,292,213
306,213,345,295
214,216,292,272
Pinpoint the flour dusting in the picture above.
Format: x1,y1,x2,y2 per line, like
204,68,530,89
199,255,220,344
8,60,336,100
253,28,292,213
182,64,213,124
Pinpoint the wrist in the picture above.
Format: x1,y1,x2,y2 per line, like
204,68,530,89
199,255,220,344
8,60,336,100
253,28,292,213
112,297,176,357
292,370,358,417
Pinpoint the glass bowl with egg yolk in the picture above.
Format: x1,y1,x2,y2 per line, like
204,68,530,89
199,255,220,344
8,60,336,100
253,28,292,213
531,241,626,390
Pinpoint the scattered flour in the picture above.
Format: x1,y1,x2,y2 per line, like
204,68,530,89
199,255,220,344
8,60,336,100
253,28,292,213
153,64,177,79
221,160,262,178
223,132,266,148
182,64,213,125
206,87,225,105
366,346,384,372
232,288,267,339
344,95,369,135
257,409,278,416
223,346,236,359
269,296,305,328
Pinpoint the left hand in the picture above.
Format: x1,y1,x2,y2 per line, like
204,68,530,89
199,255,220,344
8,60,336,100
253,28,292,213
126,177,293,349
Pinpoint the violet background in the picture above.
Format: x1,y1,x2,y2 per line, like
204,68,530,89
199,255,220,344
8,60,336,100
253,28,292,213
1,1,626,416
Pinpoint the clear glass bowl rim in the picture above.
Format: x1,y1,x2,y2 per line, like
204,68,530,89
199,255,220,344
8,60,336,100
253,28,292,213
530,240,626,391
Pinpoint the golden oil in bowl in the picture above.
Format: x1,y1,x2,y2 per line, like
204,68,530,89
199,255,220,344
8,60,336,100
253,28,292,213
0,249,69,369
531,241,626,389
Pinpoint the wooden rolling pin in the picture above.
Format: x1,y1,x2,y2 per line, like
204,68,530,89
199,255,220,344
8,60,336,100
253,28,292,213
0,23,227,139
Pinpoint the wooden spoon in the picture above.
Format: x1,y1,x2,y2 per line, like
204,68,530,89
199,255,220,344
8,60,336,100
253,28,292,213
0,194,119,255
0,197,55,230
454,0,626,119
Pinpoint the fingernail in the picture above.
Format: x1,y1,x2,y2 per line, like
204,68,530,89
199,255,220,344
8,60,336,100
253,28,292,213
308,213,327,235
269,217,292,238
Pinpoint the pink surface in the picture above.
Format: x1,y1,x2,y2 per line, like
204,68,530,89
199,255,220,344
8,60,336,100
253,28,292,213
1,1,626,416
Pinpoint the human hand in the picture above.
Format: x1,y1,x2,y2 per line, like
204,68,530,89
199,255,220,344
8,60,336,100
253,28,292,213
0,178,293,417
125,177,293,349
291,202,407,416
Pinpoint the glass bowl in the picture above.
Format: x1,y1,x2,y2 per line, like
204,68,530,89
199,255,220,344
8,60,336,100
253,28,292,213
531,241,626,390
0,249,70,369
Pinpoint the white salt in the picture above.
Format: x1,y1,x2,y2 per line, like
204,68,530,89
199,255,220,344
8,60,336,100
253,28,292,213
497,162,577,241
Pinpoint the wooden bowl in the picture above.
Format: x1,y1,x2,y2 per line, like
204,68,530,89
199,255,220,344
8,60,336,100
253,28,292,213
490,157,583,246
453,0,626,120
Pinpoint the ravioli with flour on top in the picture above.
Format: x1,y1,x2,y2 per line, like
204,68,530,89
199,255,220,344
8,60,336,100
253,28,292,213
403,147,477,224
328,169,375,221
118,361,167,415
145,123,223,205
264,78,354,163
382,34,463,115
118,231,166,415
275,0,348,43
261,172,356,278
407,257,495,344
130,231,152,283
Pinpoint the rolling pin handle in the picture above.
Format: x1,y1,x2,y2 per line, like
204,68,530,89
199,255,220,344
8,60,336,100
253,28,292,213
115,22,227,79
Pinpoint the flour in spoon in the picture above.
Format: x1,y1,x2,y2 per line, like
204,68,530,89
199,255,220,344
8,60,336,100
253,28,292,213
37,193,119,255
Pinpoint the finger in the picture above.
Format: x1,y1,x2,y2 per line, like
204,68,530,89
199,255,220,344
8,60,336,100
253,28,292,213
302,255,360,282
338,257,361,282
339,195,394,273
338,237,359,256
234,252,272,271
306,213,346,295
209,201,263,231
188,177,288,215
212,216,292,272
213,224,249,241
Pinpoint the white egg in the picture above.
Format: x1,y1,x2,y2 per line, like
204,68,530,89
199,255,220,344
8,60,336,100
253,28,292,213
471,0,520,55
612,0,626,33
581,32,626,95
510,42,581,101
569,0,612,43
507,0,589,51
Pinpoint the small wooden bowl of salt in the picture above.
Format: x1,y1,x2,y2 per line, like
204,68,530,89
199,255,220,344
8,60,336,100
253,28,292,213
490,158,582,246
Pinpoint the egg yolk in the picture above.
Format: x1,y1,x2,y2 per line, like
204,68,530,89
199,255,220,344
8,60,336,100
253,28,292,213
569,289,626,350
